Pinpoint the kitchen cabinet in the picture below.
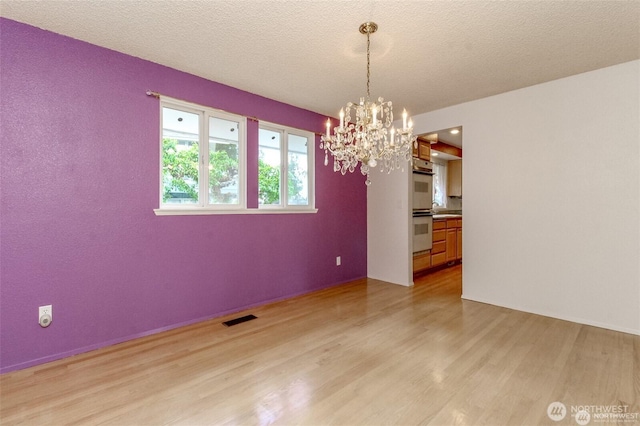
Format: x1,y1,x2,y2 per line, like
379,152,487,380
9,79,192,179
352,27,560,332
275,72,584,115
414,216,462,275
445,218,458,262
446,228,457,262
447,159,462,197
413,139,431,161
418,140,431,161
431,219,447,266
413,251,431,272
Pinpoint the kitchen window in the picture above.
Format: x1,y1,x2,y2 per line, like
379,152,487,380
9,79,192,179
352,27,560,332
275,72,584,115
432,160,447,208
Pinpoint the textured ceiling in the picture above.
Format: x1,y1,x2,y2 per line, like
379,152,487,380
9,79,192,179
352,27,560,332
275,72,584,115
2,0,639,121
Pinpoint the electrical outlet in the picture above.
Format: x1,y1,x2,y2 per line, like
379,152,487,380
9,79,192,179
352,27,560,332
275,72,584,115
336,256,341,266
39,305,52,321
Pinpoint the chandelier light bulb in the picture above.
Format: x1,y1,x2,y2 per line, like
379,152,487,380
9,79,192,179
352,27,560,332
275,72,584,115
319,22,417,185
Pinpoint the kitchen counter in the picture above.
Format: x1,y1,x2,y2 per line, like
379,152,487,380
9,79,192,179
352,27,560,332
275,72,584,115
432,213,462,219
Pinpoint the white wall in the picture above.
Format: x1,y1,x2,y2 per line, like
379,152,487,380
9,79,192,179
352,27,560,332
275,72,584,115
410,60,640,334
367,165,413,286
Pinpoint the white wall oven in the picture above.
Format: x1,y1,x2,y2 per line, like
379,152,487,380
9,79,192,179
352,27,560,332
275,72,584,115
412,214,433,253
412,158,434,254
412,172,433,212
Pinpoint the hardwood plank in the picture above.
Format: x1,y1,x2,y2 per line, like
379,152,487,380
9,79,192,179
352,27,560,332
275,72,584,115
1,266,638,425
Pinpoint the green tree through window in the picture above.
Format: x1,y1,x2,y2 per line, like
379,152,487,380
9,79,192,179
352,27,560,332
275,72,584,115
258,154,303,205
162,138,237,203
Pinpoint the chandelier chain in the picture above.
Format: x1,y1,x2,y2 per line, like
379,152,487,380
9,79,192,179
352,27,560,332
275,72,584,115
366,30,371,100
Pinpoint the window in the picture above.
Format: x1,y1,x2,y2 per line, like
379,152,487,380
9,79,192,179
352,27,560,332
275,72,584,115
154,97,315,215
258,122,314,209
159,99,245,211
432,160,447,208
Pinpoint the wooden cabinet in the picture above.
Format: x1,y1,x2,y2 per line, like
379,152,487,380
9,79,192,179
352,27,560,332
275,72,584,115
431,219,447,266
431,252,447,267
447,159,462,197
413,250,431,272
414,217,462,275
446,228,457,262
413,139,431,161
433,219,447,231
431,240,446,266
418,140,431,161
432,230,446,244
445,218,458,262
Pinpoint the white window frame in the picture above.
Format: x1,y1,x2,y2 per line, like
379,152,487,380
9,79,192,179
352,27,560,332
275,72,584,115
153,97,317,216
258,121,315,211
155,97,246,214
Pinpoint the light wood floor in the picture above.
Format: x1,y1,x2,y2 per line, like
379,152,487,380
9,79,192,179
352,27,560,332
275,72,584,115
1,265,639,425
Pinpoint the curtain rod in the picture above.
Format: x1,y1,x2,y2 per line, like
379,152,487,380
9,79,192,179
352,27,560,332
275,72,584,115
146,90,325,136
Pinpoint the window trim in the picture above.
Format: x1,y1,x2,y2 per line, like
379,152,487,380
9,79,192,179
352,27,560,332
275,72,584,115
154,208,317,216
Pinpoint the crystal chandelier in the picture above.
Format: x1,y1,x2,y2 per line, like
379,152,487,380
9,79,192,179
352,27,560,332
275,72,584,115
320,22,417,186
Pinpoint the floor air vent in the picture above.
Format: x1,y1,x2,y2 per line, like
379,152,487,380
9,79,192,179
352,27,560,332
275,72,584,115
222,314,257,327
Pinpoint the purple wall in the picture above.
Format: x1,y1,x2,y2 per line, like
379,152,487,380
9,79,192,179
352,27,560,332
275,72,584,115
0,19,367,373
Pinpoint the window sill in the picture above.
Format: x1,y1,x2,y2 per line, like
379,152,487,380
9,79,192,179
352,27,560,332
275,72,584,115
154,208,318,216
